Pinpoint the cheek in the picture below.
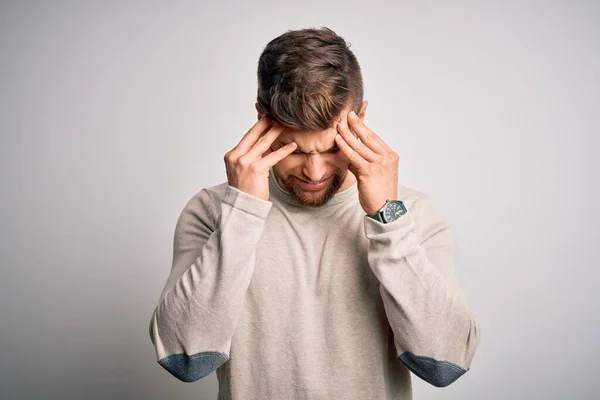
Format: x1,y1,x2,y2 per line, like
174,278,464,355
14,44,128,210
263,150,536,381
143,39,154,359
274,153,347,171
331,153,350,168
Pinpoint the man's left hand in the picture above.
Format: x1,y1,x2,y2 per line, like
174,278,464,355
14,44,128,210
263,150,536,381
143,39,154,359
335,108,399,216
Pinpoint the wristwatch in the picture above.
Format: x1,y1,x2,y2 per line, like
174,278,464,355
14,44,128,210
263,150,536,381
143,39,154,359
367,199,407,223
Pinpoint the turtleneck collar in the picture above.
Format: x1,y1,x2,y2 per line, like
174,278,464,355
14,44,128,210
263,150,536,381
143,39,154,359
268,167,358,208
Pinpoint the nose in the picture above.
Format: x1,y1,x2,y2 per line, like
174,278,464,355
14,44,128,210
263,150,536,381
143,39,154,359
301,154,329,183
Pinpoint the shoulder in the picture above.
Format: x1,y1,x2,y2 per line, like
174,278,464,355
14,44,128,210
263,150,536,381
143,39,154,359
397,183,427,207
177,181,230,229
198,181,230,206
397,183,451,236
183,180,274,226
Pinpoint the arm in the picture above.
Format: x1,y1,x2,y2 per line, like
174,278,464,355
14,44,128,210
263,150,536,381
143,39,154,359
364,194,481,388
148,185,272,382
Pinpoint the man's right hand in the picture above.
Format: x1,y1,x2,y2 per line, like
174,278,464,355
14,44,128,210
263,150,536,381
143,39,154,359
224,115,297,201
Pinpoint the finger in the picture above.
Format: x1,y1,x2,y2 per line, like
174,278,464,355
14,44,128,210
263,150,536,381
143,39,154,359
258,142,298,168
245,122,286,159
261,146,273,158
371,132,393,153
337,113,379,162
334,133,369,171
347,112,388,154
230,115,273,158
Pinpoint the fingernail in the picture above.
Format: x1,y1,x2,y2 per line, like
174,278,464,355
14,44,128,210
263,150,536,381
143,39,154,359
349,111,356,118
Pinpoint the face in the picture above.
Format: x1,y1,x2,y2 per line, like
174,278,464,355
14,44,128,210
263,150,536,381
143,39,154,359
260,102,367,208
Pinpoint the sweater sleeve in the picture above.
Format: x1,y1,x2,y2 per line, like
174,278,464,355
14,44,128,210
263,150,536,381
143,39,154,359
363,194,481,388
148,185,272,382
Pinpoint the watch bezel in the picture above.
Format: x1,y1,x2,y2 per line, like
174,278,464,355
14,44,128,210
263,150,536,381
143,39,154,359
381,200,407,223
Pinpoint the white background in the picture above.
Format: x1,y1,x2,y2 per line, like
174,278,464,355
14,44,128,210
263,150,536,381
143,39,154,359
1,1,598,399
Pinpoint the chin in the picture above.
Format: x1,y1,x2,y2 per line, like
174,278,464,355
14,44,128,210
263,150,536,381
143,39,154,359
279,172,344,208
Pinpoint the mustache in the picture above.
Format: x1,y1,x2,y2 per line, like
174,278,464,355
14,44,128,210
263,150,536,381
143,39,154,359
285,172,341,185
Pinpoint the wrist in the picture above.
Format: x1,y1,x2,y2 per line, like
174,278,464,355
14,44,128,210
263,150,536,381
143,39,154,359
366,199,407,223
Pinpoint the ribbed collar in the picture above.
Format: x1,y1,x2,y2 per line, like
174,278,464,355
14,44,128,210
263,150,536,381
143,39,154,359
268,167,358,208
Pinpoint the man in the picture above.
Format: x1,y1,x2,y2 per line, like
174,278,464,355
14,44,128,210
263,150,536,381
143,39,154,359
149,27,480,399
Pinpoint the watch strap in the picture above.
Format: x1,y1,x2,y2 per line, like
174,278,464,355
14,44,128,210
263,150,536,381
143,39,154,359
367,200,389,222
368,210,384,222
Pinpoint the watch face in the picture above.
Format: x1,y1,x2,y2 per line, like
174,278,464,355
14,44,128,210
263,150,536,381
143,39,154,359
383,201,407,222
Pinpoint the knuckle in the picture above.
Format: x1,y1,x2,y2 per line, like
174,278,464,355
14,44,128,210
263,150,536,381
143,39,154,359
238,157,251,168
248,162,261,173
383,152,398,164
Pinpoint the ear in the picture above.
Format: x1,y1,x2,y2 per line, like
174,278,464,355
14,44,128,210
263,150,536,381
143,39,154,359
255,102,264,121
358,100,368,121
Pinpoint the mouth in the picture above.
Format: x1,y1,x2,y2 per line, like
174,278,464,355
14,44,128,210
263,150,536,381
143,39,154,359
295,176,332,191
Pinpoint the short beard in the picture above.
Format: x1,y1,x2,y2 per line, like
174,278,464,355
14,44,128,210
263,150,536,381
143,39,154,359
275,169,345,208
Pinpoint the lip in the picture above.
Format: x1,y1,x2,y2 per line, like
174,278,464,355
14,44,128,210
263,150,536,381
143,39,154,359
295,176,332,191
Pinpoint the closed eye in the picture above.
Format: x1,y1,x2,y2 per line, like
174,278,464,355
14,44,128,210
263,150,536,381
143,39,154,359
292,148,340,155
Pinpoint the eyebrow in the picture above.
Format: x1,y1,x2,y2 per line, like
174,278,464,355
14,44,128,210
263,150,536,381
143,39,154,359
279,141,340,154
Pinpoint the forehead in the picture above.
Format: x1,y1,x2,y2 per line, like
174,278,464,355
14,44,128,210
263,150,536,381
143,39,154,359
276,127,338,150
274,104,350,142
277,126,334,141
275,128,337,145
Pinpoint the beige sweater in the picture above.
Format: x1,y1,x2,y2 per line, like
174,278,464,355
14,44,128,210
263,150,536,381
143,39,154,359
149,167,481,399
